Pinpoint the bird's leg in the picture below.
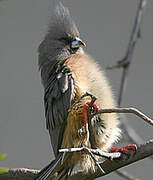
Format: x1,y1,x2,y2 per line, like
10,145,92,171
110,144,137,154
69,93,105,173
81,93,99,148
82,97,106,174
80,92,98,125
82,101,99,126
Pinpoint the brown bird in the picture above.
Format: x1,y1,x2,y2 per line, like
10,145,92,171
37,3,135,180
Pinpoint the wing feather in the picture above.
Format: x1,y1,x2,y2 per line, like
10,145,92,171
44,64,75,156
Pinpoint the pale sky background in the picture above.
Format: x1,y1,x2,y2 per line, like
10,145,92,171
0,0,153,179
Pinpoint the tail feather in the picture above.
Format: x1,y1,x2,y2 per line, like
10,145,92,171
35,153,63,180
55,168,70,180
35,153,73,180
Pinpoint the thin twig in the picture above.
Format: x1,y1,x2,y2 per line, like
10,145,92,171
59,147,121,159
118,0,146,106
107,0,147,106
94,107,153,126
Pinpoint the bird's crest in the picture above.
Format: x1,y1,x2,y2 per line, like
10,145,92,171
48,3,80,39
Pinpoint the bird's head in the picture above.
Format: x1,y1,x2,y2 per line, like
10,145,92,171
38,3,85,68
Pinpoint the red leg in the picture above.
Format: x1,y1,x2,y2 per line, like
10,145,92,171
82,101,99,126
110,144,137,154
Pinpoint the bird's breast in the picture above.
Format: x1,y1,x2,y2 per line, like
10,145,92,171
61,97,90,149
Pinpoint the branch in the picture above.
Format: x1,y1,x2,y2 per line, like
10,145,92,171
0,139,153,180
70,139,153,180
107,0,147,106
0,168,39,180
1,105,152,180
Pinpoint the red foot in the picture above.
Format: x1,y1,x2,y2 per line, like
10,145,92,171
110,144,137,154
82,101,99,126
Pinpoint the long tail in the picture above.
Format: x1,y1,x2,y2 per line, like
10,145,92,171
35,153,62,180
35,153,72,180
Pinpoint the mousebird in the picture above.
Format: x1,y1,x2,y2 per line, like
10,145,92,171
37,3,136,179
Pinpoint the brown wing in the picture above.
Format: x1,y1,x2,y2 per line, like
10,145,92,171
44,62,75,156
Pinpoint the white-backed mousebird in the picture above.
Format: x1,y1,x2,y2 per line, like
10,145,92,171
37,3,136,180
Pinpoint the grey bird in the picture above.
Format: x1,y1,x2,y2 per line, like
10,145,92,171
36,3,122,180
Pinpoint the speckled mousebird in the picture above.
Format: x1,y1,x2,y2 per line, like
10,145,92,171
37,3,136,180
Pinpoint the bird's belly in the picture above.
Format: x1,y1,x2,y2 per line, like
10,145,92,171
61,103,89,149
61,102,96,172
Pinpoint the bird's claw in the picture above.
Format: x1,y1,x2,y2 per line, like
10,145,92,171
110,144,137,154
110,144,137,160
83,101,99,114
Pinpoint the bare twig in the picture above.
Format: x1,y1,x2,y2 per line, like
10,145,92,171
59,147,121,159
107,0,147,106
118,0,146,106
94,107,153,126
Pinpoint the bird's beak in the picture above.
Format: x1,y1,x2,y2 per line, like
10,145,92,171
71,37,86,49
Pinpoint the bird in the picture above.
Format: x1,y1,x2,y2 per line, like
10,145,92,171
37,3,135,180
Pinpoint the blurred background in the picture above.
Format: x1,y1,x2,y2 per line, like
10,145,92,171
0,0,153,179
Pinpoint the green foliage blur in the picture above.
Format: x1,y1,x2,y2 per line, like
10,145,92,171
0,154,8,174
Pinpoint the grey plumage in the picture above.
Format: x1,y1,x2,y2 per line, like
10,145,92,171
38,3,79,157
38,3,79,70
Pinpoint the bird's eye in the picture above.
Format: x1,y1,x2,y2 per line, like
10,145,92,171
59,37,71,44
